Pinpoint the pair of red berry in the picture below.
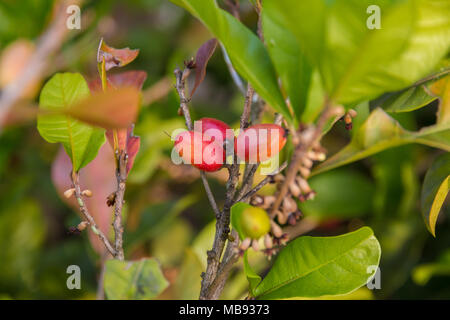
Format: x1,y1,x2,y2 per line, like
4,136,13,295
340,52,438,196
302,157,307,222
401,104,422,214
174,118,287,172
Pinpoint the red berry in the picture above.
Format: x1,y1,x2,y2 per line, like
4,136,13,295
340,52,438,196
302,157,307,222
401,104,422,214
235,124,287,163
195,118,234,143
174,130,225,172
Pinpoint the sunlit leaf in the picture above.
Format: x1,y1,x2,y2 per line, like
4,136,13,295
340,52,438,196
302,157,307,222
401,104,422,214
191,38,218,97
104,258,168,300
420,153,450,237
37,73,105,171
254,227,381,299
97,38,139,71
265,0,450,105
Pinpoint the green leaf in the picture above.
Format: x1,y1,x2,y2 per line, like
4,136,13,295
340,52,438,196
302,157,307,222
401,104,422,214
265,0,450,105
243,251,261,297
420,153,450,237
104,258,169,300
262,7,312,119
37,73,105,171
169,0,292,123
230,202,252,240
312,108,450,175
300,70,326,124
254,227,381,299
379,85,437,113
299,169,374,220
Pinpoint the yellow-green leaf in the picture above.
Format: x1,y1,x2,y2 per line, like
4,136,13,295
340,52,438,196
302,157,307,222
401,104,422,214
37,73,105,171
420,153,450,237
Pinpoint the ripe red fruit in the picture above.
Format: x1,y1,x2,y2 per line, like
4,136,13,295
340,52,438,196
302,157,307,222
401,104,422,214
174,130,225,172
195,118,235,143
235,124,287,163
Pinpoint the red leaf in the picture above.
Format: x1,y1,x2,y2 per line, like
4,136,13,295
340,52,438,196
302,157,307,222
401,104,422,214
88,70,148,93
97,38,139,71
190,38,218,97
66,87,141,129
126,132,140,175
51,144,116,255
105,126,141,175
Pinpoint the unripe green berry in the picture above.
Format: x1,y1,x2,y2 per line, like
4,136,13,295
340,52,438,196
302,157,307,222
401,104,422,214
241,206,271,239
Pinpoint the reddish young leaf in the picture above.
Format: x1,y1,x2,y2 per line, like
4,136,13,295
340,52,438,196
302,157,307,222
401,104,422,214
105,126,141,175
51,144,116,255
190,38,218,97
65,87,141,129
88,71,148,93
88,71,145,174
97,38,139,71
125,131,140,175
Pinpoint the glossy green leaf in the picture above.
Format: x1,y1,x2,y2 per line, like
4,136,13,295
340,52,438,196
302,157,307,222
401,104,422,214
254,227,381,299
37,73,105,171
265,0,450,105
299,169,374,220
420,153,450,237
169,0,292,123
313,108,450,175
379,85,437,113
262,7,312,119
243,251,261,297
104,258,168,300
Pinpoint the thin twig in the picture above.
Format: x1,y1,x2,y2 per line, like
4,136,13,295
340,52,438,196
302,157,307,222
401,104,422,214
240,85,255,129
113,151,127,260
205,230,240,299
237,161,288,203
200,171,221,218
71,172,116,257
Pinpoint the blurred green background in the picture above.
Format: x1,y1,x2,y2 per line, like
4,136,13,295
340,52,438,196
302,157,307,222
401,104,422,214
0,0,448,299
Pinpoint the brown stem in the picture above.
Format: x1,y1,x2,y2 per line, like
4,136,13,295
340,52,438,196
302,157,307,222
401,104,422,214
113,151,127,261
71,172,116,257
